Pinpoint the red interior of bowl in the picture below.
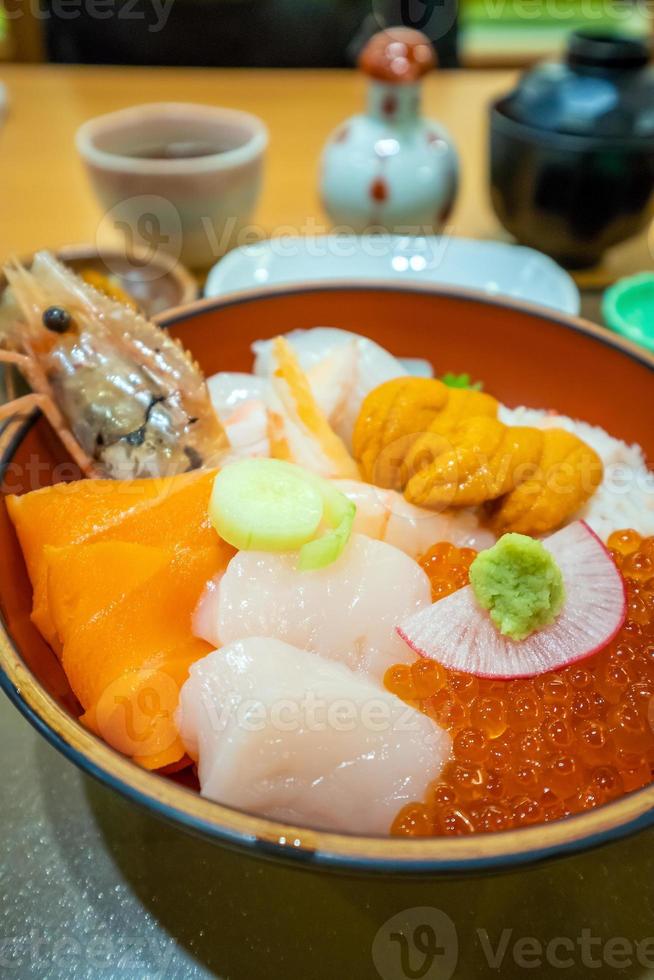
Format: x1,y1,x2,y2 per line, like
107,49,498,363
1,285,652,752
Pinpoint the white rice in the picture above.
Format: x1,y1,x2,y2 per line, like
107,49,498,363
499,405,654,542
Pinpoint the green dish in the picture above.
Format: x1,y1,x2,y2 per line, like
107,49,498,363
603,272,654,353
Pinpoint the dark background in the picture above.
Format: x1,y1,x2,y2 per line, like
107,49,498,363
42,0,460,68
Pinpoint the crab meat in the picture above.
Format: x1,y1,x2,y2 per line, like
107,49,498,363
253,327,407,446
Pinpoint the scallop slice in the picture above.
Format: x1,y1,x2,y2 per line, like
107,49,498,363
177,637,451,834
194,533,431,681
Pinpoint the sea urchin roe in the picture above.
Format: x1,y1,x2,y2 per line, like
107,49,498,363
352,378,602,534
469,533,565,641
386,530,654,837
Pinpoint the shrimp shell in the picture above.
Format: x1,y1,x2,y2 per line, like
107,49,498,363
0,251,228,479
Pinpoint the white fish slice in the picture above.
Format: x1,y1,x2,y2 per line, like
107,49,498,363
194,534,431,681
177,637,451,834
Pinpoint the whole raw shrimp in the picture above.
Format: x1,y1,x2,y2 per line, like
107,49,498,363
0,251,228,479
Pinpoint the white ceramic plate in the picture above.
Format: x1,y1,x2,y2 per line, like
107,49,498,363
205,235,580,315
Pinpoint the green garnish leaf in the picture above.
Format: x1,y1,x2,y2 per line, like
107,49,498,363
440,371,484,391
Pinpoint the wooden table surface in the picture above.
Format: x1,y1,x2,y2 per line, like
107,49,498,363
0,64,651,286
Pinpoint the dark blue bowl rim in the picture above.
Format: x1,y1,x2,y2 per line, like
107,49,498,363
490,98,654,152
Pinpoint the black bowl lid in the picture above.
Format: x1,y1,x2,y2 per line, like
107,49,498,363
500,29,654,139
567,30,649,70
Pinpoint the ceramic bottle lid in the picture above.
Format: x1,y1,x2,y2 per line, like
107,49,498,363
358,28,436,84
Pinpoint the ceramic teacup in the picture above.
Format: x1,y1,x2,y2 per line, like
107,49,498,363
76,102,268,269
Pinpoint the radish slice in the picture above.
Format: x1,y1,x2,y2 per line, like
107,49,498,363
397,521,626,678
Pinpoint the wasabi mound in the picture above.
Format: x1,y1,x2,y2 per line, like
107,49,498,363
469,533,565,640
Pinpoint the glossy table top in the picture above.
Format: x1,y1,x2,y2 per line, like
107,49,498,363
3,691,654,979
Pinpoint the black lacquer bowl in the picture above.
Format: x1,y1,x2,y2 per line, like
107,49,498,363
490,30,654,268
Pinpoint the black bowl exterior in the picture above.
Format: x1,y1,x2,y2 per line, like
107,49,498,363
489,107,654,268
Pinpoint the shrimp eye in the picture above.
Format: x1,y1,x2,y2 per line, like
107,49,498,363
42,306,72,333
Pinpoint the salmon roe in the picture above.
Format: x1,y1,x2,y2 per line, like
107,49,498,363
386,531,654,836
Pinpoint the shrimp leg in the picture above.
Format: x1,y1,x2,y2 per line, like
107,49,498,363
0,393,98,477
0,350,45,392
